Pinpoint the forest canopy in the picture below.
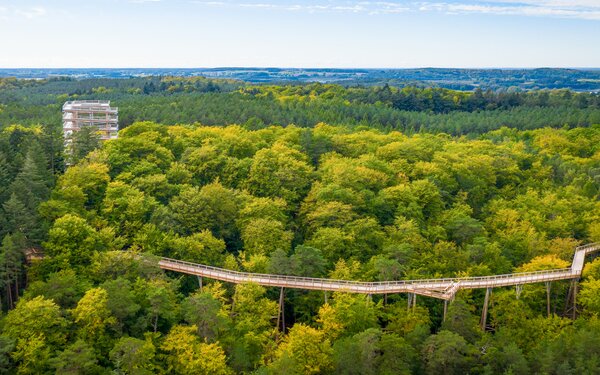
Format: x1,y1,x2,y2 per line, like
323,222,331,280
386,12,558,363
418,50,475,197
1,78,600,374
1,76,599,135
1,117,600,373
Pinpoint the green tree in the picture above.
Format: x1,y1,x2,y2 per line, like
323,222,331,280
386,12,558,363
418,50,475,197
0,335,15,374
5,141,52,244
101,278,141,334
135,278,179,333
110,336,157,375
333,328,416,375
268,323,333,375
290,245,327,277
3,296,68,374
23,269,90,309
1,193,36,238
0,233,26,309
182,291,230,341
384,303,431,337
0,152,11,203
268,249,292,275
579,278,600,315
8,140,52,213
241,218,293,255
441,299,481,344
482,341,529,375
48,162,110,211
161,325,232,375
43,214,102,270
72,287,117,345
68,126,101,165
246,144,313,206
170,230,227,265
230,283,278,372
51,340,102,375
317,292,379,340
101,181,158,241
167,182,239,240
444,214,484,246
422,330,475,375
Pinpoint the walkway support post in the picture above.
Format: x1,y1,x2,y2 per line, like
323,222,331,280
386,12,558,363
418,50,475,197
277,287,285,332
481,288,491,331
545,282,551,317
198,276,202,292
565,282,573,315
572,280,578,320
443,300,448,322
407,293,413,311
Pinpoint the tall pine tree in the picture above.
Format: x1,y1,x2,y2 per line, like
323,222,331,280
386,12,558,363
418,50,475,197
1,193,37,240
0,233,26,309
68,126,100,165
6,141,53,245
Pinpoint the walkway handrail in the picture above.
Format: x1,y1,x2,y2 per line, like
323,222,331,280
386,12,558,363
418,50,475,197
160,256,575,286
157,242,600,300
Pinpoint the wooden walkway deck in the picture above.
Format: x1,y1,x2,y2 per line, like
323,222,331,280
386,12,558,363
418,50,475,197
158,243,600,300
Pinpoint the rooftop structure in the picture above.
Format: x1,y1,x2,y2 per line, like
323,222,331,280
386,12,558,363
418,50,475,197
62,100,118,142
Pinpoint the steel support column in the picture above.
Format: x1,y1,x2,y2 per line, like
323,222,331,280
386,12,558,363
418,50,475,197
572,280,578,320
443,300,448,322
481,288,491,331
545,282,551,317
277,287,285,332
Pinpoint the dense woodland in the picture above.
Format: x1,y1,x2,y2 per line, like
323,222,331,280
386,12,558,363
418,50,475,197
1,77,600,135
1,78,600,374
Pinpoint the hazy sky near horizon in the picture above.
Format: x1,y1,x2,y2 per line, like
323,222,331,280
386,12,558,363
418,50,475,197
1,0,599,68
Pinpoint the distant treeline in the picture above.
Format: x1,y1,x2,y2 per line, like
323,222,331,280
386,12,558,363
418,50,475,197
2,67,600,90
1,77,599,136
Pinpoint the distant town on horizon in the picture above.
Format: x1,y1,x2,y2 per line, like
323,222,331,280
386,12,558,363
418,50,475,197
2,67,600,91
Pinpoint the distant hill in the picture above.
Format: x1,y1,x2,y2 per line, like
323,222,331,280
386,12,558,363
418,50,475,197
1,67,599,91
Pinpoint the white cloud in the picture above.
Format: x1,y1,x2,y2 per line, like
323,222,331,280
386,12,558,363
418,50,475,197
189,0,600,19
0,5,49,20
192,1,408,14
485,0,600,8
12,6,46,19
426,1,600,20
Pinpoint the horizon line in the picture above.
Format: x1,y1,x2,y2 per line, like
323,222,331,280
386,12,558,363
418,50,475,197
1,66,600,71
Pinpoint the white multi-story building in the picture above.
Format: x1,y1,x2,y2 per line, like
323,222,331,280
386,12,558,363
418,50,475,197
62,100,119,142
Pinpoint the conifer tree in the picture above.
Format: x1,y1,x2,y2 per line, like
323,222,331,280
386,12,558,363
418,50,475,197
7,141,53,245
0,233,26,309
1,193,35,239
69,126,100,165
0,152,10,204
9,141,52,212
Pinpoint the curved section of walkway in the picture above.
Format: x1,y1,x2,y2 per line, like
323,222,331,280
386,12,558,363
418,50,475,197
158,243,600,300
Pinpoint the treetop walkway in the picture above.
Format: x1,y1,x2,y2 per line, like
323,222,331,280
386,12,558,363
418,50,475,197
158,243,600,301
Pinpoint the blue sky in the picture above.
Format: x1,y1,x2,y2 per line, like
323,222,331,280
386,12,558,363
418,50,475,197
1,0,599,68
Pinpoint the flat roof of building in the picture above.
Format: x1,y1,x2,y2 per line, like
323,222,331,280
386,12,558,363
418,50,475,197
63,100,117,111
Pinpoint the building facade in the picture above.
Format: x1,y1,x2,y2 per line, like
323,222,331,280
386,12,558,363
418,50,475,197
62,100,119,142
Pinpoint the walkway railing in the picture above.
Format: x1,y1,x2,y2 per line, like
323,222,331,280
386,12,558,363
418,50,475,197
158,243,600,300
